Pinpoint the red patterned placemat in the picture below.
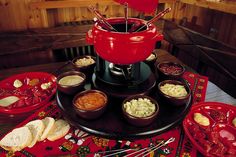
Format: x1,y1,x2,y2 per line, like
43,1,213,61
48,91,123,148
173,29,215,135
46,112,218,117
0,72,208,157
179,72,208,157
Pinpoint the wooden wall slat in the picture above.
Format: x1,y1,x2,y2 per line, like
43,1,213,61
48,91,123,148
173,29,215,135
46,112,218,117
180,0,236,15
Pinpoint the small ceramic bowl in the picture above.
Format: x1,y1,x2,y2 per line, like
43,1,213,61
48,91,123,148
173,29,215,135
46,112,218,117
144,52,157,65
122,95,159,127
57,71,86,95
73,90,108,120
72,55,96,71
157,61,185,80
158,79,191,106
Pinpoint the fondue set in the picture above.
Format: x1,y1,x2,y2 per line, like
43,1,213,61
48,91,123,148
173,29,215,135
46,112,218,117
55,6,192,139
86,17,163,98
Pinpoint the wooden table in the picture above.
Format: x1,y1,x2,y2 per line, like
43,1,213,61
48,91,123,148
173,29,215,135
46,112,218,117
0,49,236,157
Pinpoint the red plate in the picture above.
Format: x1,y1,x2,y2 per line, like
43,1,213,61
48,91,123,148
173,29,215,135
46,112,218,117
0,72,57,115
183,102,236,157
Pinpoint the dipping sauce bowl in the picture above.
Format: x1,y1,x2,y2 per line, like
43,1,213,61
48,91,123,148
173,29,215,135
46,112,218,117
73,90,108,120
158,79,191,106
57,71,86,95
157,61,185,80
122,95,159,127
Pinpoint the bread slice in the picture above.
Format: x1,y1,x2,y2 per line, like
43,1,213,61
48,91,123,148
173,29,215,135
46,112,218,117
0,126,32,152
39,117,55,141
47,119,70,141
0,96,20,107
25,119,45,148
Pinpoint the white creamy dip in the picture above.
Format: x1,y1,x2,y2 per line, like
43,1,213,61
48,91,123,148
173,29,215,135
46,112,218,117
58,75,84,86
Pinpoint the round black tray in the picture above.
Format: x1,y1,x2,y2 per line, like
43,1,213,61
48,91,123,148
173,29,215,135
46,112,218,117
56,88,192,140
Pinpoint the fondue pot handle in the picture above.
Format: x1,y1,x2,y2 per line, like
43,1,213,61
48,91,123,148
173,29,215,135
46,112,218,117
155,33,164,41
86,29,94,44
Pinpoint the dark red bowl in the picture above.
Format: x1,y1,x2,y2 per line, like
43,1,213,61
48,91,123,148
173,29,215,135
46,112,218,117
157,61,185,80
158,79,191,106
122,95,159,127
73,90,108,120
57,71,86,95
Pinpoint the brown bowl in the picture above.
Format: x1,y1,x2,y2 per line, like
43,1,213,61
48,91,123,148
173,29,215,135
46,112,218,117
157,61,185,80
72,55,96,71
72,55,96,80
57,71,86,95
144,52,157,65
122,95,159,127
158,79,191,106
73,90,108,120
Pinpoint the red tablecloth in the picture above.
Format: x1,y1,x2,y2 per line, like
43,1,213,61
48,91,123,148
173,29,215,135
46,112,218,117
0,72,208,157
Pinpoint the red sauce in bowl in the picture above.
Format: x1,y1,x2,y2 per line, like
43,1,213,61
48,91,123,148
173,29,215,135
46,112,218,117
74,92,106,111
159,63,183,75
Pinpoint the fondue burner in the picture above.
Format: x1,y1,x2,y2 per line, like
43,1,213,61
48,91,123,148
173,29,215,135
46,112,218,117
109,63,132,80
92,56,156,98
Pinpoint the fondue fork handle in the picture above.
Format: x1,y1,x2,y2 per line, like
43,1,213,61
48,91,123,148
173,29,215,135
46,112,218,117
88,6,118,32
142,137,175,157
146,8,172,25
134,7,171,32
93,17,112,31
124,2,128,32
52,61,72,76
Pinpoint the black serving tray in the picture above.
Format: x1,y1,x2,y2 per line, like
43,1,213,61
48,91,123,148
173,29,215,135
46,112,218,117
56,87,192,140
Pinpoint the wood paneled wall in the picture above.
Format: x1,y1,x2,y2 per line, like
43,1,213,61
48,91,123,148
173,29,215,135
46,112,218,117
0,0,235,47
165,1,236,48
0,0,141,31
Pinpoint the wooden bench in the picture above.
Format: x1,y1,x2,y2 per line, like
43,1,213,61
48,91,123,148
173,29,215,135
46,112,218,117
163,20,236,97
0,23,95,69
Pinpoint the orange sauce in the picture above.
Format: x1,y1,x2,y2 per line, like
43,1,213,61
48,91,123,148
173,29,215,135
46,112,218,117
75,92,106,110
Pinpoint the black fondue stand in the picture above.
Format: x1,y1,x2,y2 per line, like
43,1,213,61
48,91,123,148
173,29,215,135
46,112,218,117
56,22,193,139
91,23,157,99
92,55,156,99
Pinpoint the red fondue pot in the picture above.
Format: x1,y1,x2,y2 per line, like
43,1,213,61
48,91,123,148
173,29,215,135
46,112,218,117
86,18,163,65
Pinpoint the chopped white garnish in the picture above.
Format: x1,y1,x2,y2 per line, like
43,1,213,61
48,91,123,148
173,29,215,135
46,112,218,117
13,79,23,88
41,82,52,90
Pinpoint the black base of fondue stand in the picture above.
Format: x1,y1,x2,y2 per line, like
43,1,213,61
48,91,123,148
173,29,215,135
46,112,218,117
92,62,156,99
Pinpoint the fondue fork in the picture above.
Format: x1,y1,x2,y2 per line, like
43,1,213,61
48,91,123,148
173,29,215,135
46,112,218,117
121,137,175,157
124,2,128,32
131,7,171,32
102,148,136,157
141,137,175,157
88,5,118,32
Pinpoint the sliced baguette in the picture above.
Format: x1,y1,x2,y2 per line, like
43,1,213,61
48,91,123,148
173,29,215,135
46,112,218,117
39,117,55,141
25,119,45,148
0,126,32,152
47,119,70,141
